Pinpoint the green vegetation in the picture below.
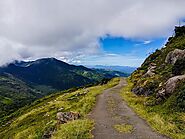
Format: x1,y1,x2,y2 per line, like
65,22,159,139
52,119,94,139
0,75,42,121
0,58,110,92
0,78,120,139
0,58,122,120
113,124,133,133
93,69,130,78
172,58,185,75
131,26,185,97
169,81,185,112
120,79,185,139
0,96,12,105
128,26,185,138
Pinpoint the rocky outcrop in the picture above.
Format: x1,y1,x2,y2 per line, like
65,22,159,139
57,112,80,124
132,86,153,96
143,63,156,77
157,75,185,99
165,49,185,64
132,87,144,95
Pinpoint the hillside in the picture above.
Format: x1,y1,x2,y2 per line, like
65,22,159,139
0,58,116,121
0,78,120,139
131,26,185,110
0,74,42,121
128,26,185,138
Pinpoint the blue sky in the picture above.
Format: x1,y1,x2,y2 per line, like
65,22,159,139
100,36,166,58
80,36,167,67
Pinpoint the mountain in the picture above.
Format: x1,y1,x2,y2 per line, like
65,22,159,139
86,65,137,74
0,58,112,120
131,26,185,112
0,58,105,92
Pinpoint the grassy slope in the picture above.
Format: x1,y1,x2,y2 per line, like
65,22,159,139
131,27,185,111
126,26,185,139
0,78,120,139
120,79,185,139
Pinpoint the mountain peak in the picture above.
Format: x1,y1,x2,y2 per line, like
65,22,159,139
32,57,65,65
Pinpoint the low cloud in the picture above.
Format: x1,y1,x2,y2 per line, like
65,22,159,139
0,0,185,65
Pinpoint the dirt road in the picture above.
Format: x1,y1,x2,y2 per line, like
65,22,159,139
90,78,169,139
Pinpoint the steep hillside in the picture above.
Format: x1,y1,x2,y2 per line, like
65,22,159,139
131,26,185,110
127,26,185,138
0,78,120,139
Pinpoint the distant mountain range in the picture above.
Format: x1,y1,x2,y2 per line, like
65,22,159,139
93,68,130,78
86,65,137,74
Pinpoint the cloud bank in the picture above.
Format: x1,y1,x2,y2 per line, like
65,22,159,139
0,0,185,65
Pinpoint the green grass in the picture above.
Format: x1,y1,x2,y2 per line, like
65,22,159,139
0,96,12,105
0,78,120,139
120,79,185,139
113,124,133,133
52,119,94,139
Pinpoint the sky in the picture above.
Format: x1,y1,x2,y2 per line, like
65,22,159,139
0,0,185,67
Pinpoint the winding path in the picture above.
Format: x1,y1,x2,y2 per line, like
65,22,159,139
90,78,169,139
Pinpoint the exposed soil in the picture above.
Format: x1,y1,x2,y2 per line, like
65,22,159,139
89,78,169,139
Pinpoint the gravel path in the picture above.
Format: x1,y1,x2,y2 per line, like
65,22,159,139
89,78,169,139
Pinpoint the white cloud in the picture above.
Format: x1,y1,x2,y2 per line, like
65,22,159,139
143,40,152,45
0,0,185,66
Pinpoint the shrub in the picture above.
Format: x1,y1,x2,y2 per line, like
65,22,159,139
172,58,185,75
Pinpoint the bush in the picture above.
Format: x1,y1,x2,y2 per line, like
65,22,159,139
172,58,185,75
175,26,185,37
176,83,185,112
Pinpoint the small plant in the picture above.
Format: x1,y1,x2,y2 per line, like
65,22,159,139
172,58,185,75
113,124,133,133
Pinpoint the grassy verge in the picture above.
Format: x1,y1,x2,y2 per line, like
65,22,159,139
120,79,185,139
52,119,94,139
0,78,120,139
